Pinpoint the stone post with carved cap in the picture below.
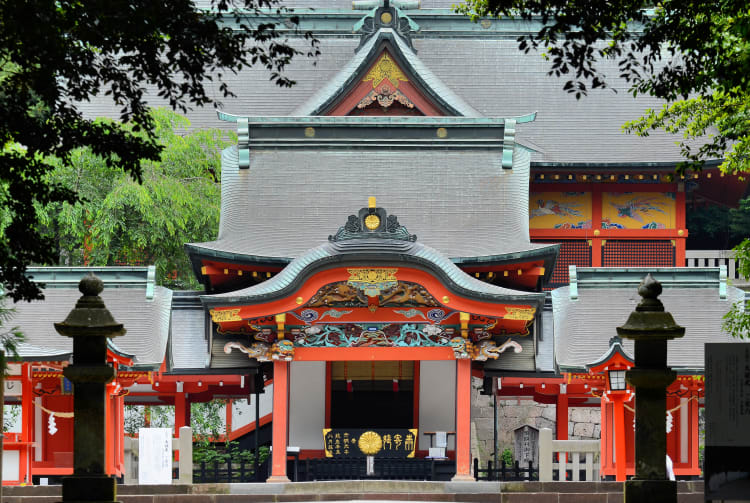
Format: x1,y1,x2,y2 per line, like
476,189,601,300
617,274,684,503
54,274,125,503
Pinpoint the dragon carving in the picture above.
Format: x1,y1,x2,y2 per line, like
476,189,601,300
472,339,523,361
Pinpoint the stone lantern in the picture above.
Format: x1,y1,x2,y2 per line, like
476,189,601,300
616,274,684,503
54,274,125,503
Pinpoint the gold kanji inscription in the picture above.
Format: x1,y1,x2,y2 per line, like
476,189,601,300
504,307,536,321
210,308,242,323
347,268,398,284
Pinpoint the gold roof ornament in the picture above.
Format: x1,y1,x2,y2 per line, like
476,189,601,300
363,53,408,89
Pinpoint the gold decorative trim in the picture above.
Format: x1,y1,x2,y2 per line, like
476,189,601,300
323,428,333,457
442,295,450,304
304,127,315,138
504,307,536,321
436,127,448,138
364,214,381,230
210,308,242,323
380,12,393,24
295,296,304,305
347,268,398,284
363,53,408,89
358,431,383,455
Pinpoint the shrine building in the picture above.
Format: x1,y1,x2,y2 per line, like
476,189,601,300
3,0,748,485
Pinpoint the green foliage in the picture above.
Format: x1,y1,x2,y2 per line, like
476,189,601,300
194,441,269,466
2,404,20,433
723,238,750,339
0,296,24,372
624,91,750,177
687,197,750,250
191,399,229,445
457,0,750,175
189,399,269,470
36,108,232,289
124,405,174,436
501,447,514,466
0,0,319,302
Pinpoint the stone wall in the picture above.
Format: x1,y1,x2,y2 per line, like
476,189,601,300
470,378,601,464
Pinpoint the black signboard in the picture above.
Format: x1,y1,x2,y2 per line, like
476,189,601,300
323,428,418,458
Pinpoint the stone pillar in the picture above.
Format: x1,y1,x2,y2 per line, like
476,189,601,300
617,274,684,503
55,274,125,503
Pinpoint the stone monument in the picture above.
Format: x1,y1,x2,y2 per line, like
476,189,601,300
513,424,539,468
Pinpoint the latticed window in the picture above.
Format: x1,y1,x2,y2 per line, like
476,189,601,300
602,240,675,267
533,240,592,290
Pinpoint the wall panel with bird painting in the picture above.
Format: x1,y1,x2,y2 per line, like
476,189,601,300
529,192,593,229
601,192,676,229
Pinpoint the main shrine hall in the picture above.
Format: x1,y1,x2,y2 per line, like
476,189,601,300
4,0,747,486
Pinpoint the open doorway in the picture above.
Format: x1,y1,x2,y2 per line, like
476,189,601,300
329,361,415,429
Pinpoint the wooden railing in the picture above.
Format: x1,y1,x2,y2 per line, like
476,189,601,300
538,428,600,482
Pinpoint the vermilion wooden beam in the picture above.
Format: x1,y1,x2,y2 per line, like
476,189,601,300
267,360,290,482
293,346,455,361
213,266,534,322
452,359,474,481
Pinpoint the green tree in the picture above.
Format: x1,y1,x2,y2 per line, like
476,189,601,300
0,0,318,302
457,1,750,176
37,108,233,289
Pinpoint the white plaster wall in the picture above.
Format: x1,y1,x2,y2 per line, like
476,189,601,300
288,361,326,450
418,361,456,451
231,383,274,431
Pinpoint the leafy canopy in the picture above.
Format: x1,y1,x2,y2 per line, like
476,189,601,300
0,0,318,302
37,108,232,289
457,1,750,175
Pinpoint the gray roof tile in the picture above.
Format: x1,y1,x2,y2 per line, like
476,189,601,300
8,285,172,369
190,145,551,260
551,284,744,371
77,29,691,164
170,308,209,370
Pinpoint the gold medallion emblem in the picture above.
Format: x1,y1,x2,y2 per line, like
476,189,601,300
304,127,315,138
436,127,448,138
365,214,380,230
358,431,383,455
380,12,393,24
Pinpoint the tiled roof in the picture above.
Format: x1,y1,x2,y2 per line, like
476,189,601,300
551,282,744,372
292,28,480,117
188,145,554,261
76,14,692,164
8,284,172,370
169,292,210,371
